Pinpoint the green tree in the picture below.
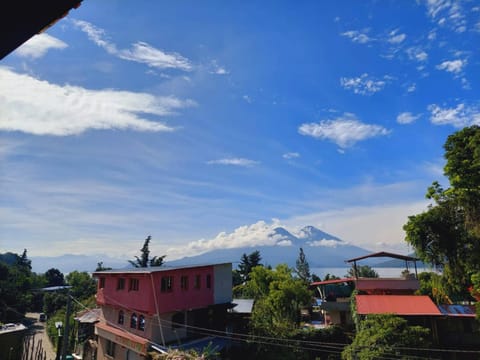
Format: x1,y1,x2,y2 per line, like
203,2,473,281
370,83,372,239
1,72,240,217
342,314,431,360
346,265,378,278
237,250,262,282
129,235,166,268
294,247,311,284
244,265,312,337
45,268,65,287
66,271,96,300
404,126,480,298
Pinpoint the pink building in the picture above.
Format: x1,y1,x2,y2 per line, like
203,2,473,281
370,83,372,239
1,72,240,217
93,263,232,359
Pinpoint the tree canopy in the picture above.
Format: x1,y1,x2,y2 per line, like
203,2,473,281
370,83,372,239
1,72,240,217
294,247,311,284
342,314,430,360
345,265,378,278
404,125,480,298
129,235,166,268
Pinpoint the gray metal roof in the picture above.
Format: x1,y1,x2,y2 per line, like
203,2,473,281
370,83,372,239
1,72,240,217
230,299,254,314
93,262,231,276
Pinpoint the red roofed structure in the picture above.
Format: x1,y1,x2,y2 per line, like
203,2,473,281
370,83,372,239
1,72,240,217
356,295,442,316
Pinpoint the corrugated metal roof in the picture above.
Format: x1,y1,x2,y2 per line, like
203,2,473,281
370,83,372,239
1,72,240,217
75,308,101,323
230,299,254,313
437,304,476,317
93,262,231,276
356,295,442,316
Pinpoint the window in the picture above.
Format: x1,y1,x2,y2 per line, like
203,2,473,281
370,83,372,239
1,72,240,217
138,315,145,331
194,274,201,289
106,340,116,356
180,275,188,290
118,310,124,325
206,274,211,289
129,278,139,291
161,276,173,292
117,278,125,290
130,313,137,329
99,277,105,289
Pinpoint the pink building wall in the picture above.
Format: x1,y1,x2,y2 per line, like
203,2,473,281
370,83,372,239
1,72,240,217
95,265,218,315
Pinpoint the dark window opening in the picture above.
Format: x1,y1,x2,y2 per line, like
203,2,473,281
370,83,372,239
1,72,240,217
206,274,212,289
129,278,139,291
117,278,125,290
161,276,174,292
118,310,124,325
130,313,137,329
138,315,145,331
194,275,201,289
181,275,188,290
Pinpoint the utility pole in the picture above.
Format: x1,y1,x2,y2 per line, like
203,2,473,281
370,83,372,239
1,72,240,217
61,292,72,359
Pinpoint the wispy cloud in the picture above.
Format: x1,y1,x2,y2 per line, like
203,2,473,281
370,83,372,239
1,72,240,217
406,47,428,62
0,68,196,136
282,152,300,160
387,29,407,44
298,113,390,148
436,59,467,74
422,0,467,33
341,30,373,44
14,33,67,59
210,60,229,75
72,19,192,71
396,112,421,125
207,158,259,167
340,73,390,95
428,103,480,128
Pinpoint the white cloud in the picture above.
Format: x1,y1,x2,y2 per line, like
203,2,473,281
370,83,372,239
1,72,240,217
282,152,300,160
72,19,192,71
407,83,417,92
298,113,390,148
340,73,389,95
388,30,406,44
341,30,373,44
210,60,229,75
423,0,467,33
180,220,285,254
436,59,467,74
307,239,344,248
0,67,196,136
242,95,253,103
406,47,428,62
428,103,480,128
396,112,421,125
14,33,67,59
207,158,259,167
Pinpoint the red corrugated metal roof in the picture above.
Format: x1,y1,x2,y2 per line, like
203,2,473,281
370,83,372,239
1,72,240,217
96,322,149,355
356,295,442,315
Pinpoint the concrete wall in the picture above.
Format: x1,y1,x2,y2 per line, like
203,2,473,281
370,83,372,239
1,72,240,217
214,263,232,304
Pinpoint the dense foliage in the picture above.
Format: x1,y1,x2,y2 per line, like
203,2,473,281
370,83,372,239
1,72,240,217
342,314,430,360
404,125,480,300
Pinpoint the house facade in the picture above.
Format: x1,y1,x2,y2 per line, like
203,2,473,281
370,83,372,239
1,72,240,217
93,263,232,359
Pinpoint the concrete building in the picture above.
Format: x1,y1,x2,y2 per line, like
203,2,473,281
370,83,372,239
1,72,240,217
93,263,232,359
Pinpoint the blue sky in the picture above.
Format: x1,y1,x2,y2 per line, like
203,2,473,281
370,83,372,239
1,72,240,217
1,0,480,261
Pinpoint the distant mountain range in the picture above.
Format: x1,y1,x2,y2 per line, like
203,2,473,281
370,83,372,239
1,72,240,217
29,226,387,274
165,225,377,270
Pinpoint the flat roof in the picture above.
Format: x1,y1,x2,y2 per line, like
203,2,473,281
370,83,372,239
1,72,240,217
437,304,476,317
311,278,354,286
93,262,231,276
356,295,441,316
346,251,419,263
